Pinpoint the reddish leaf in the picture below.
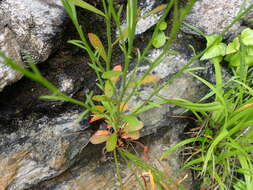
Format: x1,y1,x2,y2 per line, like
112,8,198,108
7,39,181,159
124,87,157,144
89,115,104,123
111,65,122,82
88,33,107,62
141,74,160,84
121,131,140,140
120,103,129,112
90,130,111,144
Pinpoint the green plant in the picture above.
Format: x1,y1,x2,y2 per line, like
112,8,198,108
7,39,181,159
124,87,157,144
160,27,253,189
0,0,197,188
2,0,253,189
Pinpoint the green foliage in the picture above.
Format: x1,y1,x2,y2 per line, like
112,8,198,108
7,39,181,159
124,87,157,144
2,0,253,189
161,27,253,190
152,21,168,48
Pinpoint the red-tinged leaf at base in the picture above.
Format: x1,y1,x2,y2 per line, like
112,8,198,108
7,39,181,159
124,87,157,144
141,74,160,84
90,130,111,144
89,115,104,123
120,103,129,112
121,131,140,140
111,65,122,82
106,133,117,152
88,33,107,62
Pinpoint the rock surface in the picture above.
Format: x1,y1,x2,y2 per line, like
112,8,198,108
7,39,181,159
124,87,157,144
182,0,253,38
0,111,91,190
0,0,67,91
0,30,209,189
32,121,193,190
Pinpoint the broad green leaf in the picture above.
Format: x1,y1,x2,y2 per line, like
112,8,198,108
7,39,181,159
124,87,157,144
246,46,253,56
69,0,106,17
102,71,122,79
201,43,227,60
122,115,144,132
241,28,253,46
106,133,117,152
152,31,167,48
158,21,167,31
205,34,223,47
88,33,107,62
104,80,113,97
226,37,240,54
90,130,111,144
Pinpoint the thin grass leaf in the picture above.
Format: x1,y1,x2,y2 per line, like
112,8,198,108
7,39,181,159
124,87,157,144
69,0,106,17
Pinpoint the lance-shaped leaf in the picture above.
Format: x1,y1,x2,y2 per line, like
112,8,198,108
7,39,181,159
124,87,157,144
69,0,106,17
111,65,122,82
122,115,144,133
104,80,114,97
106,133,117,152
102,70,122,80
91,105,106,114
120,103,129,112
141,74,160,84
90,130,111,144
121,131,140,140
88,33,107,62
89,115,104,123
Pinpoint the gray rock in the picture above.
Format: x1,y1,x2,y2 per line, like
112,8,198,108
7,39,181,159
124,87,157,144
0,111,91,190
31,121,193,190
120,0,166,36
0,0,67,91
182,0,253,38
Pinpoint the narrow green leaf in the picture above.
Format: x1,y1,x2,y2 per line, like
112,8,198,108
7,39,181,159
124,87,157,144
102,71,122,79
106,133,117,152
69,0,106,17
104,80,113,98
92,95,111,102
161,137,205,160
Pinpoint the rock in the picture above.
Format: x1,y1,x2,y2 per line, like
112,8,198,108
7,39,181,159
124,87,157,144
181,0,253,38
0,0,67,91
126,33,210,137
120,0,166,36
0,111,91,190
30,120,193,190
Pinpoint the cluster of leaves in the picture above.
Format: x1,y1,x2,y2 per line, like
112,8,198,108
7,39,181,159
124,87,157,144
152,21,168,48
160,28,253,189
201,28,253,72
